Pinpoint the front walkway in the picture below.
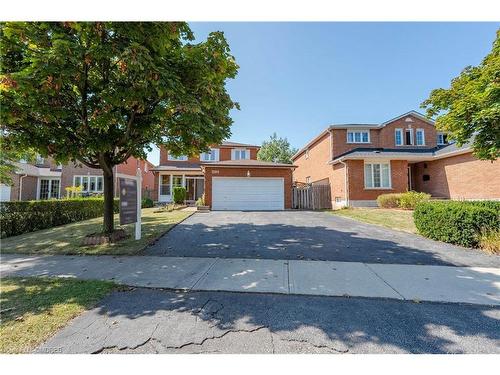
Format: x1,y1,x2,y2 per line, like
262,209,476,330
2,254,499,305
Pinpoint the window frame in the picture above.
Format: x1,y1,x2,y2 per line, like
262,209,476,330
231,148,250,160
167,154,188,161
416,128,425,146
346,130,370,144
437,133,448,145
405,129,413,146
364,162,392,189
73,175,104,193
200,148,220,162
395,128,403,146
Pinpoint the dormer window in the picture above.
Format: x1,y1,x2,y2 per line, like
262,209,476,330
347,130,370,144
168,154,188,161
437,133,448,145
231,149,250,160
200,148,220,162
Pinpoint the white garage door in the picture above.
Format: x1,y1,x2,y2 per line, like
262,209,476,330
212,177,284,211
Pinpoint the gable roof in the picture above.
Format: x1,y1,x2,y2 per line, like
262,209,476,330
220,141,260,148
291,111,436,161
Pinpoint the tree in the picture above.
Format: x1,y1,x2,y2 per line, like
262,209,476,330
257,133,298,164
0,134,36,184
1,22,238,233
421,29,500,161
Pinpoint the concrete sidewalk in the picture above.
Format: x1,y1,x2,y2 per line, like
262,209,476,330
1,254,499,306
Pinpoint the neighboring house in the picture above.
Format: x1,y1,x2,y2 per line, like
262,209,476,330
292,111,500,208
151,141,295,210
3,156,155,201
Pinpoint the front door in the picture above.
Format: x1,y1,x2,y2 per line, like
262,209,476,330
186,177,204,201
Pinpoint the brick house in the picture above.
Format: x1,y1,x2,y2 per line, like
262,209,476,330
2,156,155,201
152,141,295,210
292,111,500,208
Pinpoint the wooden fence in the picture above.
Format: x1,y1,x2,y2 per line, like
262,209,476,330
292,184,331,210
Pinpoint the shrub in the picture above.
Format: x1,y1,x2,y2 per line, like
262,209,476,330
398,191,431,210
172,186,186,204
196,194,205,207
141,197,154,208
477,228,500,255
377,193,402,208
413,201,499,248
0,198,119,238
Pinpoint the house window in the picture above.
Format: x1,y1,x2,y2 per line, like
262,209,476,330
405,129,413,145
395,129,403,146
232,149,249,160
200,148,220,161
437,133,448,145
347,130,370,144
73,175,103,193
39,178,60,199
160,175,171,195
172,175,183,188
416,129,425,146
168,154,188,161
364,162,391,189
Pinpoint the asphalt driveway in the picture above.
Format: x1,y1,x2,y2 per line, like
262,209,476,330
145,211,500,267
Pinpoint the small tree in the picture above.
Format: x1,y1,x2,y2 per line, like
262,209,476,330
1,22,239,233
257,133,298,164
421,29,500,161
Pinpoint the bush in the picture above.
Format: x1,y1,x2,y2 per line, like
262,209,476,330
195,194,205,207
377,193,402,208
141,197,154,208
477,228,500,255
398,191,431,210
413,201,499,248
172,186,186,204
0,198,119,238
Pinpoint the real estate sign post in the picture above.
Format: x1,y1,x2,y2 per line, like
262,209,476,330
118,168,142,240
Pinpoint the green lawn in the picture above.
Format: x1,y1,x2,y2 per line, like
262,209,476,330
0,277,115,353
1,208,192,255
329,208,417,233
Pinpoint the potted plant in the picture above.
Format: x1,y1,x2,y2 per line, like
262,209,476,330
196,194,209,212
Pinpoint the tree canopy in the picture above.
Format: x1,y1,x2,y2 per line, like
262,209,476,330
0,22,239,232
421,29,500,160
257,133,298,164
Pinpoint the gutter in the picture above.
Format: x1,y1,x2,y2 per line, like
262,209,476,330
19,174,27,201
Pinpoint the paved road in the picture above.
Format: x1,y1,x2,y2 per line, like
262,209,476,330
36,288,500,354
3,254,499,305
146,211,500,267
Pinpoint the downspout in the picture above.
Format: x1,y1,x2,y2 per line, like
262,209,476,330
19,174,27,201
339,160,349,208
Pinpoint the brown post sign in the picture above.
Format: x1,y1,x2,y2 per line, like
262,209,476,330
119,178,138,225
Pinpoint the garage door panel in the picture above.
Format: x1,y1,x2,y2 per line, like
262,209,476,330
212,177,284,211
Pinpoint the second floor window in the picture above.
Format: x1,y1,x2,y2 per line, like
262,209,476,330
416,129,425,146
168,154,188,161
200,148,220,161
395,129,403,146
437,133,448,145
232,149,250,160
347,130,370,143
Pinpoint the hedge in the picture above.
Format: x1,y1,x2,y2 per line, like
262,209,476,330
0,198,119,238
413,201,499,247
377,191,430,210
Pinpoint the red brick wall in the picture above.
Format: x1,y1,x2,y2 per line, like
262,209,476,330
378,116,437,149
203,166,293,209
116,157,155,196
347,160,408,201
159,145,259,165
413,152,500,199
331,163,346,207
293,132,331,184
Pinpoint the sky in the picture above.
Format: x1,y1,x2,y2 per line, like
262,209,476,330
147,22,499,164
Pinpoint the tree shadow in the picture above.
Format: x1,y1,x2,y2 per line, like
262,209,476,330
84,287,500,354
146,212,500,267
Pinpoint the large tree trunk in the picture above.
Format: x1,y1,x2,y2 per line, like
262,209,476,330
102,167,115,234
